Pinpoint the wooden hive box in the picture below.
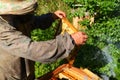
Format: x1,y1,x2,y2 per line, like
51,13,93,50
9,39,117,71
38,64,102,80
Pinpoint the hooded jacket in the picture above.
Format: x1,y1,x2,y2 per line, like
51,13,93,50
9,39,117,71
0,13,75,80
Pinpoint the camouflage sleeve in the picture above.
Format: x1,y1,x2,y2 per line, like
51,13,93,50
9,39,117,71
0,18,75,63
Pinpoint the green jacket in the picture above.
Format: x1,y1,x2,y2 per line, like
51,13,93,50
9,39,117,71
0,13,75,80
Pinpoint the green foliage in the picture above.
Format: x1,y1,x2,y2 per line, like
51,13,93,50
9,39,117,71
62,0,119,18
33,0,120,79
35,60,62,78
80,19,90,26
87,17,120,44
35,0,70,15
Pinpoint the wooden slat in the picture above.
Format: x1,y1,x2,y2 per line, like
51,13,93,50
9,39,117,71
82,68,102,80
62,17,78,33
